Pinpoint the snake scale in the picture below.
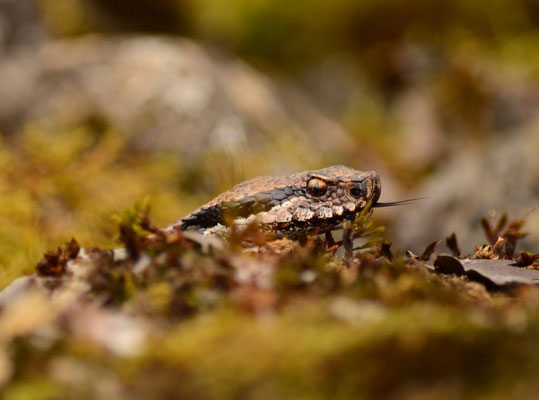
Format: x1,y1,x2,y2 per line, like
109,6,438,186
163,165,413,238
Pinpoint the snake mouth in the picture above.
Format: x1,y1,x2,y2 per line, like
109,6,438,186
269,208,369,237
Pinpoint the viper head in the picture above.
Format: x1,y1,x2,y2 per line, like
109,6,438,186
176,165,418,236
302,166,381,213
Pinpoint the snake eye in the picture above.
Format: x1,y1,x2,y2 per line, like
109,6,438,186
307,178,327,197
350,184,364,199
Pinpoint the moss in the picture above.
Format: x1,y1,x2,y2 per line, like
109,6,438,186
132,301,539,400
0,207,535,398
3,379,61,400
0,125,193,289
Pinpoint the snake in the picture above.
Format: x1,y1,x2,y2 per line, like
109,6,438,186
163,165,414,238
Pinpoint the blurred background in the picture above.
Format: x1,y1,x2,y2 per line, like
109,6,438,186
0,0,538,286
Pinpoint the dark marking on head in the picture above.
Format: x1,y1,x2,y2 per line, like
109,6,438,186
181,205,224,230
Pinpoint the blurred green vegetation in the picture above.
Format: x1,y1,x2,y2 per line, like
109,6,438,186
1,215,538,399
0,122,198,288
36,0,539,83
35,0,539,176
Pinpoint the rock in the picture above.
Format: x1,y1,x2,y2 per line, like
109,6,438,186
0,275,38,306
0,0,46,51
393,121,539,253
433,255,539,288
0,35,355,168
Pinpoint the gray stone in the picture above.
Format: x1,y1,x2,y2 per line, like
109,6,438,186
0,35,355,172
433,255,539,287
393,122,539,254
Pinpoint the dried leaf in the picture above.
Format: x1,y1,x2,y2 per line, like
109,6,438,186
35,238,80,277
404,250,419,261
513,252,539,268
118,223,142,260
420,240,441,261
474,244,497,259
379,241,393,261
493,213,508,237
480,211,531,258
445,233,461,257
480,216,495,245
